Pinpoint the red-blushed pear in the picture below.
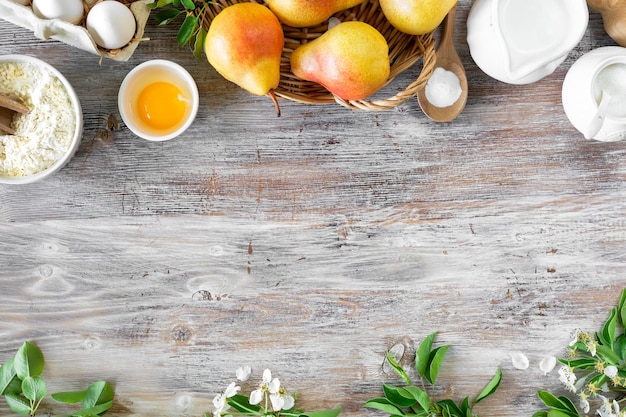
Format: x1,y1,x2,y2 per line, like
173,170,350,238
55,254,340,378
267,0,366,27
380,0,456,35
204,3,284,115
290,21,390,101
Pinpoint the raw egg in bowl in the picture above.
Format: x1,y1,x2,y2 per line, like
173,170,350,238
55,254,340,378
118,60,198,141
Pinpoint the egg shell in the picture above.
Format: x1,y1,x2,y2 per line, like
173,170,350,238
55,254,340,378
32,0,84,24
86,1,136,50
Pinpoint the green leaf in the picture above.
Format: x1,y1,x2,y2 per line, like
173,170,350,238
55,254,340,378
475,367,502,404
618,288,626,328
227,394,260,413
556,396,578,415
459,397,470,417
546,409,576,417
532,412,549,417
385,351,412,386
180,0,195,9
72,400,113,416
21,376,46,402
415,332,437,379
52,389,88,404
193,27,207,60
436,399,463,417
364,398,405,415
299,407,342,417
563,358,597,370
602,307,617,348
177,15,198,46
537,391,573,413
596,344,621,364
615,334,626,360
13,342,44,379
426,345,449,385
82,381,114,409
4,394,32,415
404,386,430,412
0,359,18,395
150,0,181,8
155,8,183,25
383,384,416,408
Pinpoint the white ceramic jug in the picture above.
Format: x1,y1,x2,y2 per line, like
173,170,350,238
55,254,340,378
562,46,626,142
467,0,589,84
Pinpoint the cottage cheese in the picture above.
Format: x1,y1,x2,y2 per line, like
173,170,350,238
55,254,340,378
0,62,76,177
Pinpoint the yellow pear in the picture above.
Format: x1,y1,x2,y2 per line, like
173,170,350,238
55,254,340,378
267,0,366,27
380,0,456,35
204,3,284,97
290,21,390,101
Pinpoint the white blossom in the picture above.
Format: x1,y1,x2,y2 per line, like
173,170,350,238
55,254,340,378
558,365,577,392
268,380,294,411
604,365,618,379
213,393,228,417
579,397,590,414
569,329,581,346
596,396,620,417
236,366,252,382
250,369,280,406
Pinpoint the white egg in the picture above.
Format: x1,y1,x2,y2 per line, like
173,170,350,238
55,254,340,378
32,0,84,24
86,1,136,50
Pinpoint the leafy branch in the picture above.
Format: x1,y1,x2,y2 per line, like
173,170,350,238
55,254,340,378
148,0,210,59
365,332,502,417
0,342,113,416
535,288,626,417
210,367,341,417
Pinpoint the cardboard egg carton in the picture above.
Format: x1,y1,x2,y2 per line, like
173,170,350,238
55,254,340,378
0,0,151,61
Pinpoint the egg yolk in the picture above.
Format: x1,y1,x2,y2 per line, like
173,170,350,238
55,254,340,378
137,82,186,131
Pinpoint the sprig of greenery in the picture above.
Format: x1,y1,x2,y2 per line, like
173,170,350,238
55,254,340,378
535,288,626,417
365,332,502,417
209,367,341,417
148,0,209,59
0,341,114,416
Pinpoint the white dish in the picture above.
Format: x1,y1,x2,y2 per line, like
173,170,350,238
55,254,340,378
0,54,83,185
118,60,199,142
467,0,588,84
562,46,626,142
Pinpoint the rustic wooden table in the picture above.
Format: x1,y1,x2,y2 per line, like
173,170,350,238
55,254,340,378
1,2,625,417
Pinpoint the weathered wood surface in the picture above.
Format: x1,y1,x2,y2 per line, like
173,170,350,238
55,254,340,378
1,2,626,417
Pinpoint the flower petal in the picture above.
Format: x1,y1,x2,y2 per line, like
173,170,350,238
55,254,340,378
539,356,556,375
270,393,283,411
249,389,263,405
262,369,272,383
282,395,295,410
224,382,240,398
236,366,252,382
269,378,281,394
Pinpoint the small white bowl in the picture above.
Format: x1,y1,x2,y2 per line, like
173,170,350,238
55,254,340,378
0,54,83,185
118,59,199,141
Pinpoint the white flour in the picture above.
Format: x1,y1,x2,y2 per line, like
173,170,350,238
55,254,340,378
0,62,76,177
425,67,462,108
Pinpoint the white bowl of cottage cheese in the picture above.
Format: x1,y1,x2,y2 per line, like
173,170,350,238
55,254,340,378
0,54,82,184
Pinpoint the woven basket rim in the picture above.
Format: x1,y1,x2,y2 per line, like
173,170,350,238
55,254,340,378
200,0,437,111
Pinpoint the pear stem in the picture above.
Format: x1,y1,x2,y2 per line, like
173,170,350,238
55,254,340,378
268,90,281,117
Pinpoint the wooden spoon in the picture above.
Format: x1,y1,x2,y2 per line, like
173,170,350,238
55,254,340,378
0,94,29,135
417,4,468,122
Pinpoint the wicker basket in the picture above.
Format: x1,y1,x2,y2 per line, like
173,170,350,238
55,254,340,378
199,0,437,111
